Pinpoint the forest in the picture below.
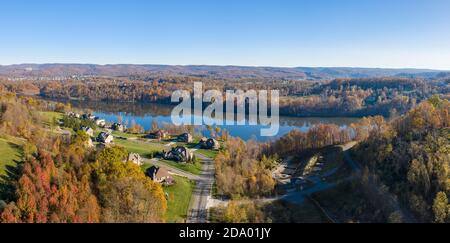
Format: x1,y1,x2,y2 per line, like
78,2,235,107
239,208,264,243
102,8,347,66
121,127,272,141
214,137,277,199
0,75,449,223
1,75,449,117
352,96,449,222
0,93,166,222
212,96,449,223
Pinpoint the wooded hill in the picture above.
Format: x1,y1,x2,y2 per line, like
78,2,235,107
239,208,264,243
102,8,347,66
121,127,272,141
1,64,448,80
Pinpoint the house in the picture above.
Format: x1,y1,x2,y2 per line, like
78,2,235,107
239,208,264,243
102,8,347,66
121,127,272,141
95,119,106,127
199,137,220,150
177,133,193,143
66,112,80,118
146,166,174,185
82,113,97,121
112,123,125,132
97,132,114,144
126,153,143,166
163,146,193,162
80,126,94,137
145,130,168,140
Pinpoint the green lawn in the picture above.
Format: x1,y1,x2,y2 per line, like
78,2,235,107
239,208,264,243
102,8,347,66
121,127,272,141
111,131,145,139
163,175,196,223
140,163,195,223
0,137,23,175
116,136,203,175
158,159,203,175
195,149,219,159
114,138,166,158
141,157,202,176
141,163,153,172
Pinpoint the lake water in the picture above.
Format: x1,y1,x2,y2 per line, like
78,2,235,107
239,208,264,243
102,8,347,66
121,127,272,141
64,100,360,142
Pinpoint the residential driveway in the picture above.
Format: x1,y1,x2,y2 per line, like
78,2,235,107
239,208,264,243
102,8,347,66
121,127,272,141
142,158,200,180
142,151,215,223
129,138,216,222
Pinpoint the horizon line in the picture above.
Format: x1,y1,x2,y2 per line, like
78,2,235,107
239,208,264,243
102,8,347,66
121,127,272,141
0,63,448,72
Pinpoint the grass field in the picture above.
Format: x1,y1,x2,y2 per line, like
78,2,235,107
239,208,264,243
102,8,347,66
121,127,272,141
111,131,145,139
195,149,219,159
140,163,195,223
159,159,203,175
184,137,220,159
141,162,153,172
163,175,196,223
0,137,23,175
114,135,203,174
114,138,166,158
141,157,202,178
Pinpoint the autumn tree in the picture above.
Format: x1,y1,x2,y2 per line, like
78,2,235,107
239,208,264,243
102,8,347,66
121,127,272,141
432,192,449,223
127,121,144,134
215,138,276,198
101,177,165,223
0,150,100,223
90,146,167,222
352,97,450,222
222,201,265,223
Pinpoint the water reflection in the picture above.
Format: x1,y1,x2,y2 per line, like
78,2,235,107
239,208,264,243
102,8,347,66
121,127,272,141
65,100,360,142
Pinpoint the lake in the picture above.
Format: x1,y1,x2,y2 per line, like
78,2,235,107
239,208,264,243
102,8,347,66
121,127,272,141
62,100,360,142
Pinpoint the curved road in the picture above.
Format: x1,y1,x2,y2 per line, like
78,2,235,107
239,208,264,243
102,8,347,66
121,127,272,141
275,142,361,204
139,138,416,223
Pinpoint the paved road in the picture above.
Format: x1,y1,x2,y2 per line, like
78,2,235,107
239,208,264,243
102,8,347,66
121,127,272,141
276,143,360,204
142,151,215,223
124,137,216,223
186,152,215,223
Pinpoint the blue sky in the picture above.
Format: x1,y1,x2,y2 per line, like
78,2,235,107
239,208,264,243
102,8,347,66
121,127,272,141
1,0,450,69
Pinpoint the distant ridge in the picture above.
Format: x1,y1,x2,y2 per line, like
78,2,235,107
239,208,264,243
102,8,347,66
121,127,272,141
0,64,448,80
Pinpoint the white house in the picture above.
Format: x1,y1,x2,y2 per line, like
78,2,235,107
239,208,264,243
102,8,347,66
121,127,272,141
127,153,143,166
95,119,106,127
97,132,114,144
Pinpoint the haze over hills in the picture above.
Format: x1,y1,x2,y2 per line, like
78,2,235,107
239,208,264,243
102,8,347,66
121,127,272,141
0,64,449,80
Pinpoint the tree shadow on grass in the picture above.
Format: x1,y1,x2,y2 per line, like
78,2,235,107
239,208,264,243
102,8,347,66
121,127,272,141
0,143,25,202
